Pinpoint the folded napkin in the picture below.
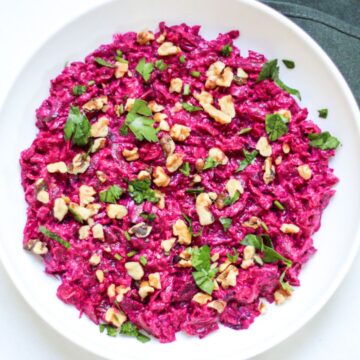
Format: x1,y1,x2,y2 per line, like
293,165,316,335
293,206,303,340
262,0,360,104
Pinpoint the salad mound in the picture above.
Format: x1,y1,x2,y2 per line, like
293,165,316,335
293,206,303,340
20,22,339,343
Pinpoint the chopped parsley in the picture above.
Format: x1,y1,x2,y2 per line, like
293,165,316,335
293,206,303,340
191,245,218,295
63,106,91,147
120,321,151,343
182,102,202,112
94,57,115,68
203,156,219,170
318,108,328,119
257,59,301,100
179,55,186,63
227,248,239,263
124,99,159,142
155,59,167,71
190,71,201,78
99,185,124,203
127,250,137,257
282,59,295,69
183,214,202,237
236,149,258,172
183,84,190,96
72,85,87,96
238,127,252,135
179,162,191,176
99,324,118,337
39,226,71,249
135,57,154,82
265,113,289,141
128,178,159,204
185,187,204,195
223,191,240,206
220,217,232,232
274,200,285,211
124,231,131,241
308,131,340,150
221,44,233,57
140,212,157,222
139,255,148,266
114,253,122,261
88,80,95,86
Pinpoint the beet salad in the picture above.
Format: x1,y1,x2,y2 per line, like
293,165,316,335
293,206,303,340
20,22,340,343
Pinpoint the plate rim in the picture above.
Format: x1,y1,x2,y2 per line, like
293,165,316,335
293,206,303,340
0,0,359,359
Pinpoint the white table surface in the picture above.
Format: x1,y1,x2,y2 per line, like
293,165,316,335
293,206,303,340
0,0,359,358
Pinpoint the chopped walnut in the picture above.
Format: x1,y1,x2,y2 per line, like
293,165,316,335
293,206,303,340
115,285,131,302
105,307,126,328
137,29,155,45
192,292,212,305
207,300,226,313
106,204,128,219
114,61,129,79
256,137,272,157
92,223,105,240
96,170,107,183
139,281,155,299
154,190,165,209
280,223,300,234
125,262,144,280
157,41,181,56
79,185,96,205
209,147,228,165
148,101,164,113
90,138,106,153
148,272,161,289
169,78,183,93
193,91,213,106
156,32,166,44
166,153,183,172
297,164,312,180
202,103,232,125
218,95,235,118
125,98,135,112
153,166,170,187
195,159,205,172
68,154,90,175
86,203,101,217
79,225,90,240
95,269,104,283
170,124,191,142
36,190,49,204
217,264,238,289
263,157,275,184
205,61,233,89
196,193,215,226
69,202,91,221
89,253,101,266
122,147,139,161
241,245,255,269
159,119,170,131
161,238,176,253
153,112,167,122
90,116,109,138
137,170,151,181
234,68,248,85
242,216,262,229
53,197,68,221
160,134,176,157
47,161,67,174
172,219,192,245
31,240,48,255
83,96,108,112
274,287,292,305
225,178,244,197
275,156,282,165
282,143,291,154
128,222,152,238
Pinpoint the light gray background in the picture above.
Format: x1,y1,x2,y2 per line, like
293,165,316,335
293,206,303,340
0,0,359,358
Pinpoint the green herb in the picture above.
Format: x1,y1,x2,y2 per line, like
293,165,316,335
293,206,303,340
220,217,232,232
182,102,202,112
203,156,219,170
99,185,124,203
265,113,289,141
190,71,201,78
139,255,148,266
261,222,269,232
128,178,159,204
191,245,218,295
257,59,301,100
140,212,157,222
318,108,328,119
183,214,203,237
236,149,258,172
99,324,118,337
136,57,154,82
114,253,122,261
120,321,151,343
238,127,252,135
119,123,129,135
308,131,340,150
124,231,131,241
240,234,292,267
127,250,137,257
72,85,87,96
124,99,159,142
88,80,95,86
179,55,186,63
39,226,71,249
223,191,240,206
274,200,285,211
116,49,123,57
63,106,91,147
155,59,167,71
279,268,293,292
221,44,233,57
115,104,124,117
227,248,239,263
282,59,295,69
183,84,190,96
185,187,204,195
68,205,85,224
179,162,191,176
94,57,115,68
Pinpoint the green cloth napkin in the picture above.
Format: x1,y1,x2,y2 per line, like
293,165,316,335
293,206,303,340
262,0,360,104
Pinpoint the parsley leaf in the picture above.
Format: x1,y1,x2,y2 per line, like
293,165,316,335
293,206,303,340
279,268,293,292
72,85,87,96
99,324,118,337
139,255,148,266
238,127,252,135
120,321,151,343
223,191,240,206
124,99,158,142
192,269,217,295
227,248,239,263
191,245,211,271
136,57,154,82
39,226,71,249
94,57,115,68
265,113,289,141
183,214,202,237
203,156,218,170
221,44,233,57
190,71,201,78
119,123,129,136
185,187,204,195
282,59,295,69
140,212,157,222
179,55,186,64
220,217,232,232
183,84,190,96
179,162,191,176
257,59,301,99
127,250,137,257
308,131,340,150
128,178,159,204
99,185,124,203
155,59,167,71
182,102,202,112
63,106,91,147
274,200,285,211
236,149,258,172
318,108,328,118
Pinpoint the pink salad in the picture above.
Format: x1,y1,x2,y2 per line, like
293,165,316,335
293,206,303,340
20,23,340,343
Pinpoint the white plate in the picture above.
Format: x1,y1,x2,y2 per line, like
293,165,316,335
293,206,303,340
0,0,359,359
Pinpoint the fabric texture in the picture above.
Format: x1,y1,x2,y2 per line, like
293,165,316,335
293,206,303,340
262,0,360,104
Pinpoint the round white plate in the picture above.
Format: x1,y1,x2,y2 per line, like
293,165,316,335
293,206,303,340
0,0,359,359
